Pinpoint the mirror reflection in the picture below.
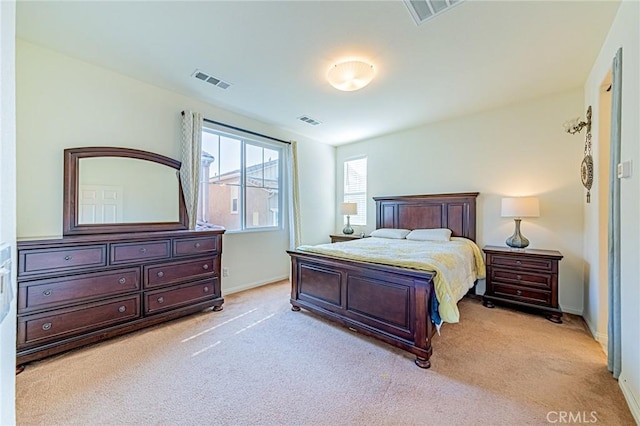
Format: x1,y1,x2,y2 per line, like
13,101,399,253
78,157,180,224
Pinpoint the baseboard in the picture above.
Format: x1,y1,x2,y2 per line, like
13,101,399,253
561,306,583,316
223,275,289,296
619,373,640,425
582,315,608,355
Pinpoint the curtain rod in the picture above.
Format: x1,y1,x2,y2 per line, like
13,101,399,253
182,111,291,145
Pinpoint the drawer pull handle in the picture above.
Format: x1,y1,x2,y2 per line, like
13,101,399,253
42,289,52,296
195,242,201,248
118,306,126,313
203,286,209,293
64,255,72,261
516,290,522,296
157,297,164,304
119,277,126,284
42,322,52,331
516,275,522,280
157,271,164,278
202,264,209,270
139,248,147,253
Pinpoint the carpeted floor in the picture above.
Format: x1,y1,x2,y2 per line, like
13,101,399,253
16,280,635,425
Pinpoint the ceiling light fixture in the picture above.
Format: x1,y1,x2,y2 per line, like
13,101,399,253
327,60,375,92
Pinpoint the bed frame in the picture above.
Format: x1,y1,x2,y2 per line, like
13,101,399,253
288,192,479,368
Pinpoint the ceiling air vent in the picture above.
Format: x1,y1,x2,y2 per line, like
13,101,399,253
403,0,464,25
191,69,232,90
297,115,321,126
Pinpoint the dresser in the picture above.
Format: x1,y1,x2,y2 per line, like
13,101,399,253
16,228,224,368
482,246,563,323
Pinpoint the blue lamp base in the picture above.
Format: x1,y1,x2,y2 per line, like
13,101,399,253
506,219,530,249
342,216,354,235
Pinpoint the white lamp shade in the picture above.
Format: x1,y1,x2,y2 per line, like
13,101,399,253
327,61,375,91
501,197,540,218
339,202,358,215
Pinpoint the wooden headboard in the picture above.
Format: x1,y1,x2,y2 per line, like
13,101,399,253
374,192,479,241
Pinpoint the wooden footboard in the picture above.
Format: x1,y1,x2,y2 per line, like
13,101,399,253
288,250,437,368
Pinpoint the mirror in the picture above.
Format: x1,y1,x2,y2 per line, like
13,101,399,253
64,147,188,235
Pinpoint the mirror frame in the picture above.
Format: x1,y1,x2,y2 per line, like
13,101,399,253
63,147,188,235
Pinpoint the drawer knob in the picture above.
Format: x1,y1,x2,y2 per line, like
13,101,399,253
203,286,209,293
118,305,126,313
516,290,522,296
42,289,52,297
139,248,147,253
516,275,522,280
64,255,72,261
203,264,209,270
42,322,52,331
516,260,522,265
157,297,164,304
195,242,201,248
119,277,126,284
157,271,164,278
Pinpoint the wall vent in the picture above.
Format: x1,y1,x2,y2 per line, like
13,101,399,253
403,0,464,25
297,115,321,126
191,69,232,90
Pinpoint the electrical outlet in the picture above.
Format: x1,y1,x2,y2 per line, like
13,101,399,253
222,268,229,277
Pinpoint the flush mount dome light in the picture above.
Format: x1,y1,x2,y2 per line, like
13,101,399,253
327,60,375,91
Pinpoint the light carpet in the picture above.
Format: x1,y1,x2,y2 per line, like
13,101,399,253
16,280,635,425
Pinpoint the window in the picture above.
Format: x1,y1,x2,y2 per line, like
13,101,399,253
343,157,367,226
200,127,283,231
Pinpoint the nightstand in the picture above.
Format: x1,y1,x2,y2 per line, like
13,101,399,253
482,245,563,323
330,234,365,243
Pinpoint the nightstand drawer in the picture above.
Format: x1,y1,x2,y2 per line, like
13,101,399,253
490,268,551,289
493,283,551,305
490,254,553,272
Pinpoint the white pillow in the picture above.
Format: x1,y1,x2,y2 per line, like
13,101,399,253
370,228,411,239
406,228,452,242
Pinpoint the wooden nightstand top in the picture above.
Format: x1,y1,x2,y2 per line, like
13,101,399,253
330,234,366,243
483,245,563,260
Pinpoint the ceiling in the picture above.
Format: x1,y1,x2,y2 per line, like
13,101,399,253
16,0,620,146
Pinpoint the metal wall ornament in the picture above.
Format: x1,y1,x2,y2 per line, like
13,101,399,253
564,106,593,203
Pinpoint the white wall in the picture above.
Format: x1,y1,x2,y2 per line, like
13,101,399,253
336,90,585,313
583,1,640,422
16,40,335,295
0,1,17,424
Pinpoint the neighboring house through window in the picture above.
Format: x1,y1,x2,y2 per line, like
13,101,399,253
344,157,367,226
200,127,282,231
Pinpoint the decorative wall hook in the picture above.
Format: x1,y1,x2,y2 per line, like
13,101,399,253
564,106,592,135
564,106,593,203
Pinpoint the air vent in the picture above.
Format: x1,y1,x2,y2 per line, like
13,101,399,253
403,0,464,25
297,115,321,126
191,69,232,90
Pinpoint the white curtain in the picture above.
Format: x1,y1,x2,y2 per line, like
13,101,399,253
607,48,622,379
180,111,203,229
286,141,301,249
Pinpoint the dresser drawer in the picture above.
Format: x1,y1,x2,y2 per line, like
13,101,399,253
490,268,551,289
19,245,107,276
110,240,171,264
18,268,140,313
17,295,140,347
144,279,219,314
144,257,216,288
173,236,219,257
492,283,551,306
490,254,553,272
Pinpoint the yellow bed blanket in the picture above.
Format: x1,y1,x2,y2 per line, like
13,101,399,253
296,237,486,324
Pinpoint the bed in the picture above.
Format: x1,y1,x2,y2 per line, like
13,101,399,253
288,192,481,368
